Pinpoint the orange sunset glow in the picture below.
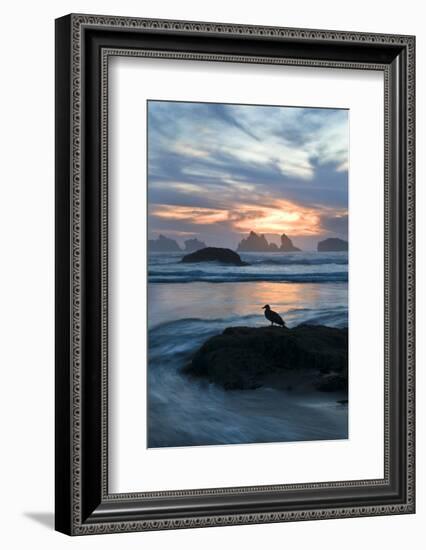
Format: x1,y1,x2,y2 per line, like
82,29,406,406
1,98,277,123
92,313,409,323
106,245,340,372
230,200,322,235
149,198,343,237
151,205,229,225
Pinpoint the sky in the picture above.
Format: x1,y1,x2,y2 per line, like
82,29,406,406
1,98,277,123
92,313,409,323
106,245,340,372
147,100,348,250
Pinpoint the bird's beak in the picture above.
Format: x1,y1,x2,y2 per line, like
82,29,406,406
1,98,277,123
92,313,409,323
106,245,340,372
262,306,266,309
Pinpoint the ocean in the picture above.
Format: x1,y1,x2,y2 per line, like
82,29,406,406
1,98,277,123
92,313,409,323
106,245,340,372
147,251,348,448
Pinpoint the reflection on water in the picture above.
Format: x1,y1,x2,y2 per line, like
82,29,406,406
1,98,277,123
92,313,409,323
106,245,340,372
148,281,347,329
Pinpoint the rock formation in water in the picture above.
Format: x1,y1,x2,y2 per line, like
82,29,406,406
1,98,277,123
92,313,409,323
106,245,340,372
237,231,300,252
279,233,301,252
237,231,271,252
184,238,207,253
317,238,348,252
181,247,249,266
148,234,181,252
184,325,348,391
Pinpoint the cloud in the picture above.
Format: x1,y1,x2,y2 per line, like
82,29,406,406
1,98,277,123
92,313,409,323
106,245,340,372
148,104,348,197
207,103,261,141
149,196,343,238
229,200,323,236
172,142,209,158
147,101,349,246
150,204,229,225
320,213,349,237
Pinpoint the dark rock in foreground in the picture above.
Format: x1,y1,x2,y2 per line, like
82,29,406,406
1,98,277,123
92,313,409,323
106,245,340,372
184,325,348,391
317,238,348,252
182,247,249,266
149,234,181,252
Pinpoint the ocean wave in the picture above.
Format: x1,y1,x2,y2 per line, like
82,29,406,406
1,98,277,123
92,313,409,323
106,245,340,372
149,257,348,268
149,314,260,334
147,312,348,447
148,271,348,283
149,309,348,337
252,257,348,266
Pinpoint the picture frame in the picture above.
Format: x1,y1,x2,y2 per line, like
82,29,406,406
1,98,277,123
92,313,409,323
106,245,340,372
55,13,415,535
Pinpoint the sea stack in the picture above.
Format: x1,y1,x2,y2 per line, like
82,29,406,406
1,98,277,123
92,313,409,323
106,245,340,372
237,231,272,252
184,238,207,253
148,234,181,252
237,231,300,252
279,233,301,252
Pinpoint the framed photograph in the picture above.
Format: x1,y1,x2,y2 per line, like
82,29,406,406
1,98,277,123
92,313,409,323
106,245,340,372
55,14,415,535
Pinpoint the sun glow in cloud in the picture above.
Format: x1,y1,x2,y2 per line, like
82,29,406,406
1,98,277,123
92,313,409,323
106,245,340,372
231,201,322,235
150,198,340,237
151,205,229,225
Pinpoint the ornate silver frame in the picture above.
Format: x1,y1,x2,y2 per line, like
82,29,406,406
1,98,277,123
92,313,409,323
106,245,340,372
55,14,415,535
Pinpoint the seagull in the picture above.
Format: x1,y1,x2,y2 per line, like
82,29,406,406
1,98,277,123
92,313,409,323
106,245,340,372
262,304,286,327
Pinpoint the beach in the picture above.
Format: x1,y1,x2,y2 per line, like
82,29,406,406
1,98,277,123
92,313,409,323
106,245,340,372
147,251,348,448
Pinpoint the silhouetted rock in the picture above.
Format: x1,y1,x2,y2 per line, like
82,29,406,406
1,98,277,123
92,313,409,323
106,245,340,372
184,238,207,253
280,234,301,252
317,238,348,252
237,231,271,252
149,234,181,252
182,247,249,266
237,231,300,252
184,324,348,391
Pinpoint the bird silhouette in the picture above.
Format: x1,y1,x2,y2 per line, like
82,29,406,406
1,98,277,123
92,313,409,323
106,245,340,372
262,304,286,327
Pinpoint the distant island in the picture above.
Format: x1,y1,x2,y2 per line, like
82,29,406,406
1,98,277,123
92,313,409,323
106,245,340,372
237,231,301,252
148,234,181,252
184,238,206,253
317,238,348,252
